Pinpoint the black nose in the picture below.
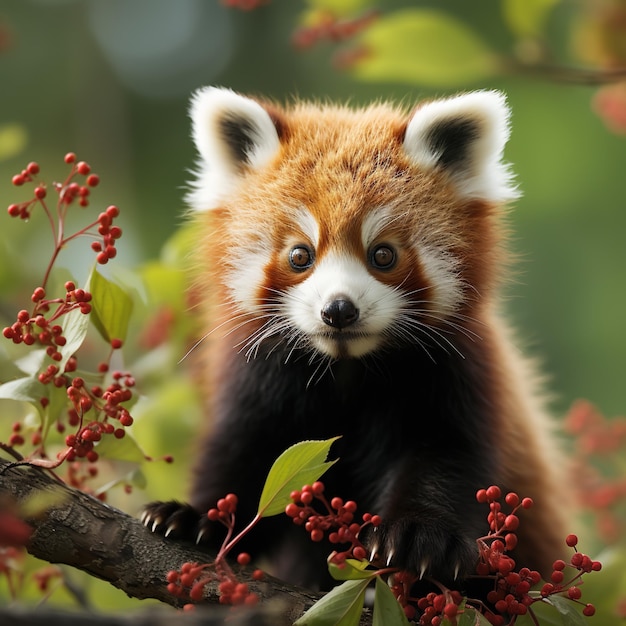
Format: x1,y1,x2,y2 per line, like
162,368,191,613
321,298,359,329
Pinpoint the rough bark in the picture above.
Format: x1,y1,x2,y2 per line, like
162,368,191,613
0,456,339,625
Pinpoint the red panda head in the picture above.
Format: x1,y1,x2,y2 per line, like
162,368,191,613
188,87,518,362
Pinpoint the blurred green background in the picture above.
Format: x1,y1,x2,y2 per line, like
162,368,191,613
0,0,625,616
1,0,624,419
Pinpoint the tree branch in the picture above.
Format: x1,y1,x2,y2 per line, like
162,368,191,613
0,456,330,625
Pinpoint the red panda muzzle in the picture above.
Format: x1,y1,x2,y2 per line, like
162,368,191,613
320,297,360,329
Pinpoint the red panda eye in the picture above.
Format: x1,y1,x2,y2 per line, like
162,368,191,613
370,244,396,270
289,245,314,271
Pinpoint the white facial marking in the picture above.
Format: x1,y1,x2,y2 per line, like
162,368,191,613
293,207,320,247
284,252,404,358
361,206,397,248
418,246,464,316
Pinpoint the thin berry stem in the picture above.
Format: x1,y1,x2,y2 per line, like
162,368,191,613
217,513,262,563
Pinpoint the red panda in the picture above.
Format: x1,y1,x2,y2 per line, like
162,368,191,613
143,87,569,589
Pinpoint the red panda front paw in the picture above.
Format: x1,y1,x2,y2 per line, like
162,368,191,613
364,516,478,583
141,500,213,545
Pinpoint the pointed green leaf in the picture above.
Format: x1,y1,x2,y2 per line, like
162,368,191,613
257,438,339,517
94,430,147,464
294,578,369,626
373,576,410,626
0,376,46,410
352,9,499,87
57,304,90,372
542,595,590,625
502,0,560,39
89,268,134,344
329,558,373,581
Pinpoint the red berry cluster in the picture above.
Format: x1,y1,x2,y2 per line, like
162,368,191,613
285,481,381,565
166,561,263,608
472,488,600,625
7,155,122,270
388,570,464,623
3,282,92,357
165,492,265,609
291,9,379,49
60,369,135,463
207,492,239,524
389,487,602,625
8,155,99,219
2,154,141,485
415,589,463,625
539,534,600,617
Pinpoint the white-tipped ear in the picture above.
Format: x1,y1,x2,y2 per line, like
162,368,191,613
403,91,518,202
187,87,281,211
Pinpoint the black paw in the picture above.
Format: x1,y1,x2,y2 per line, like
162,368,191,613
141,500,213,545
362,516,478,582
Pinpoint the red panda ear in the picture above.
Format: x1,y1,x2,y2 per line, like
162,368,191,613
187,87,281,211
403,91,519,203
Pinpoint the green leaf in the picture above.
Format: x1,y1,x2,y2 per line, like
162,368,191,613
329,558,373,581
502,0,560,39
89,268,134,344
294,578,369,626
0,376,46,411
56,305,91,372
257,438,339,517
525,596,588,626
546,595,591,625
351,9,499,87
373,576,410,626
94,430,147,464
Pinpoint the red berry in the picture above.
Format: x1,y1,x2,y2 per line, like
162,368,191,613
551,570,564,584
27,162,40,175
582,604,596,617
565,534,578,547
567,586,582,600
352,546,366,560
31,287,46,302
505,492,520,507
476,488,488,503
8,203,20,217
521,497,533,509
109,226,122,239
237,552,251,565
34,186,46,199
252,569,264,581
106,205,120,218
12,174,25,186
86,174,100,187
331,497,343,510
486,485,502,500
110,338,123,349
64,152,76,164
76,161,91,175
